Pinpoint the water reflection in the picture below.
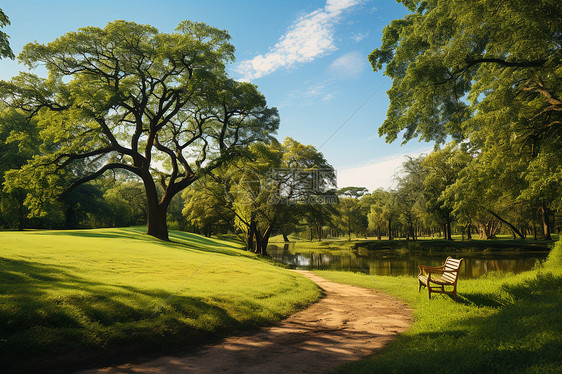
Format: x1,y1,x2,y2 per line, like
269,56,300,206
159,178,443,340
268,243,548,279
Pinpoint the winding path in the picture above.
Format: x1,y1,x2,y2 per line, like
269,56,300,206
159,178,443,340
77,271,412,374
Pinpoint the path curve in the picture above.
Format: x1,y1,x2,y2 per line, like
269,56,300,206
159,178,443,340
77,271,412,374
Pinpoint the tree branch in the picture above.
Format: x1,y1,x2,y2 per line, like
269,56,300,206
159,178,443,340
60,163,139,199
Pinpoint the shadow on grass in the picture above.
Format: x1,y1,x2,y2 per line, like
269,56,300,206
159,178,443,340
168,231,245,255
0,257,252,373
28,227,249,258
457,292,507,308
335,272,562,373
32,227,148,240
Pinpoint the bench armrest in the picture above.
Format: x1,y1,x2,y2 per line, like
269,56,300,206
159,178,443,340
418,264,445,276
418,265,445,271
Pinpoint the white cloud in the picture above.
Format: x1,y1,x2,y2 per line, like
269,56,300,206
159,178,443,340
352,31,369,42
283,79,339,106
337,150,431,191
328,51,366,78
236,0,365,80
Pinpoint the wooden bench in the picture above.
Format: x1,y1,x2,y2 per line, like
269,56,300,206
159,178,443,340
418,257,463,299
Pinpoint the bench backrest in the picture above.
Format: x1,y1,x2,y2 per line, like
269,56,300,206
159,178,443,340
443,257,462,284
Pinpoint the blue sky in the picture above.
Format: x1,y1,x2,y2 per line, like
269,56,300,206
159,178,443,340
0,0,432,190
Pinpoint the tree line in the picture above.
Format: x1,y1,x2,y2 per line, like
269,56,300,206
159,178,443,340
363,0,561,241
1,1,560,246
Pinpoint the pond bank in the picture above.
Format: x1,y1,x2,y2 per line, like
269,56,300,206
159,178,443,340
352,238,554,252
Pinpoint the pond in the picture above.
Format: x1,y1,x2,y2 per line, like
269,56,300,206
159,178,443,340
267,243,549,279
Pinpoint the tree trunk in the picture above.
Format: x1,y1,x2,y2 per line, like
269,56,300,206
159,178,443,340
466,223,472,240
444,214,453,240
540,204,552,240
261,225,273,256
144,180,170,240
486,210,525,239
146,203,169,241
16,191,26,231
388,218,393,240
248,220,256,251
377,226,381,240
253,225,272,256
282,233,290,242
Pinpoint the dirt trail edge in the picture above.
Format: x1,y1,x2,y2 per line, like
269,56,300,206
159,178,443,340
77,270,413,374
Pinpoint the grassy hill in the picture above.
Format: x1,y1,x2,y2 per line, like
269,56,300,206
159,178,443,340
0,228,321,372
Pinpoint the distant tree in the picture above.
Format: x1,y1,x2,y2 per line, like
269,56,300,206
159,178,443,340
230,138,336,254
0,109,40,230
338,186,368,199
366,189,396,240
1,20,278,240
103,179,147,227
394,157,426,240
183,138,336,254
336,187,369,240
0,9,14,60
182,178,234,236
421,145,472,240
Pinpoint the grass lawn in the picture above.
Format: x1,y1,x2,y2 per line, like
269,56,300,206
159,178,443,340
0,227,321,372
315,240,562,373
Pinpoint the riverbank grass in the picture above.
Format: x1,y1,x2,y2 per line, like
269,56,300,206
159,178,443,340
0,228,321,372
316,241,562,373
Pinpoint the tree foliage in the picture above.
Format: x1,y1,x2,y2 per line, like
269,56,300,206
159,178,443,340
0,8,14,60
182,138,336,254
0,20,279,240
370,0,561,146
367,0,561,240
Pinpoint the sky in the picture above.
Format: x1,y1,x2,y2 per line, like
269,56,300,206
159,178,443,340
0,0,432,191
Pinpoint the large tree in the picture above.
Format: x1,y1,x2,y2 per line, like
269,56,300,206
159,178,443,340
0,20,278,240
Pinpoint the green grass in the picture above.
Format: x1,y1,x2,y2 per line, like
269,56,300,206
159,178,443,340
0,227,321,372
315,240,562,373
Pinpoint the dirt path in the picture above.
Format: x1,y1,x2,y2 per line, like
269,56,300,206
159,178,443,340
77,271,412,374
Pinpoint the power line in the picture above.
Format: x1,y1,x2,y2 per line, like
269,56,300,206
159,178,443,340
318,76,391,150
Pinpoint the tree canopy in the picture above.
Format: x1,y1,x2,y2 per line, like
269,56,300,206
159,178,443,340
0,8,14,60
0,20,279,240
183,137,336,254
370,0,561,147
368,0,561,240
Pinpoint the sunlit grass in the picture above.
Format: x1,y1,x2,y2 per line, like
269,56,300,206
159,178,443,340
0,228,321,372
316,241,562,373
